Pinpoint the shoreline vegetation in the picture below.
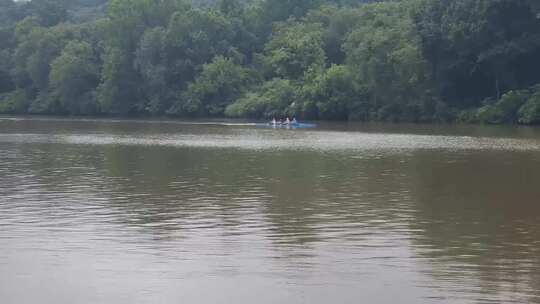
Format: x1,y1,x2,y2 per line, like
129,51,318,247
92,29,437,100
1,0,540,125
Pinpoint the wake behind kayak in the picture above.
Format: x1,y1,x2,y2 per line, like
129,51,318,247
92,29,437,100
256,122,317,129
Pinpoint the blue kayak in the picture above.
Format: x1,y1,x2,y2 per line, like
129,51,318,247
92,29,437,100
257,122,317,129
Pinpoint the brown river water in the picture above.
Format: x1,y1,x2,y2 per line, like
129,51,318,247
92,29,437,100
1,116,540,303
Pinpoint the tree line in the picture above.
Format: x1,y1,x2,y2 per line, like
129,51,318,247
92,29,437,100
1,0,540,124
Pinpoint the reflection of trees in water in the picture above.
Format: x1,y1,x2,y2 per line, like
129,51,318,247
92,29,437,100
99,147,338,246
65,146,412,251
407,151,540,302
19,143,414,255
258,152,411,244
22,139,540,300
250,151,415,269
8,142,108,212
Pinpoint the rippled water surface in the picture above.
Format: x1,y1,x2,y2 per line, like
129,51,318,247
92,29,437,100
2,117,540,304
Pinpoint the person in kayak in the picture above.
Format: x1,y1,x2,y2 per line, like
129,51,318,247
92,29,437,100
271,117,277,125
285,117,291,125
292,117,298,124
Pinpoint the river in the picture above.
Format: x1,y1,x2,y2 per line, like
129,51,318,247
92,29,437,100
1,116,540,303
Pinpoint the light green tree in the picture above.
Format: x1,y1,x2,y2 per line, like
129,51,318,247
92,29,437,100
49,41,100,114
171,55,257,116
344,2,433,121
263,21,326,81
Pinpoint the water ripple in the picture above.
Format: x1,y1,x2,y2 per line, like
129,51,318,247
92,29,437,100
0,131,539,152
1,119,540,303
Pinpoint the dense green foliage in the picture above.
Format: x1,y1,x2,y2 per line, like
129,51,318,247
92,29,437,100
1,0,540,123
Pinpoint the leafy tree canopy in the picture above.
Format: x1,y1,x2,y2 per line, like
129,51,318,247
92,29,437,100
1,0,540,124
